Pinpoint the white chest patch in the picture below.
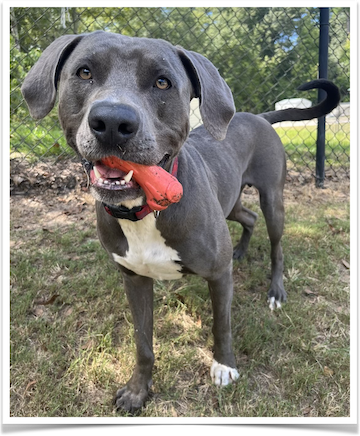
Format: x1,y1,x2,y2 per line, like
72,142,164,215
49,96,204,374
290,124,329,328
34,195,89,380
113,211,183,280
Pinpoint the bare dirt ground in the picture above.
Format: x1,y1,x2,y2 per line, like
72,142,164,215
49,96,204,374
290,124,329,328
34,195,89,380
10,159,96,234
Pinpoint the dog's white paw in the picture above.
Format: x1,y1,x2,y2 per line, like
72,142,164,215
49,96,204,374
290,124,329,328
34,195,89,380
268,296,282,311
210,359,239,386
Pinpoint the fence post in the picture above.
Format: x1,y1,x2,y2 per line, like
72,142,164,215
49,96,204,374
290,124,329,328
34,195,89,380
315,7,330,188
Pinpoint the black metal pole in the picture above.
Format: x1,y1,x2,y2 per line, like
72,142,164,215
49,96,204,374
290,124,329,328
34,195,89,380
316,7,330,188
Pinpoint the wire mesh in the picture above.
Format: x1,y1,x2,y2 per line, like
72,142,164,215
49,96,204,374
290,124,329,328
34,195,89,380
10,7,350,192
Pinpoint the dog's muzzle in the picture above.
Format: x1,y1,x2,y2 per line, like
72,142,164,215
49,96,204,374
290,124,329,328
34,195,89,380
81,156,179,221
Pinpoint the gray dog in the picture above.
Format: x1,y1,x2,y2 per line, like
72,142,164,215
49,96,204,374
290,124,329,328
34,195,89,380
21,31,340,413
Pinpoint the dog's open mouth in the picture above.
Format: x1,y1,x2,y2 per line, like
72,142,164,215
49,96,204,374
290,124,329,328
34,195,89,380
87,154,171,192
84,154,183,211
90,161,139,191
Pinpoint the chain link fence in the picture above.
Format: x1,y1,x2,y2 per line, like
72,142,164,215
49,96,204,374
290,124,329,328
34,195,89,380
10,7,350,193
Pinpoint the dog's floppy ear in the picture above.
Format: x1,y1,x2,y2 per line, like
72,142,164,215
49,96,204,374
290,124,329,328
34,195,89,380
21,34,84,120
177,48,235,141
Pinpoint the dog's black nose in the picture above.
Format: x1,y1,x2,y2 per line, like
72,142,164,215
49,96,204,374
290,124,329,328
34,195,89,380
88,102,140,145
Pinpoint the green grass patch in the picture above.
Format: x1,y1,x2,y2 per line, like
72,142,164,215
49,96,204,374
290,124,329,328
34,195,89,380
10,120,73,160
275,123,350,169
10,184,350,417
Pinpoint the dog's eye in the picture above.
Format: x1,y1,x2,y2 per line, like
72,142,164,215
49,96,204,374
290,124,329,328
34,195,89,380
77,67,92,80
155,77,171,90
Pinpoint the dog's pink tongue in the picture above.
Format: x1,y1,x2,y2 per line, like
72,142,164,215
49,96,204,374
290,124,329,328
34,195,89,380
95,162,125,179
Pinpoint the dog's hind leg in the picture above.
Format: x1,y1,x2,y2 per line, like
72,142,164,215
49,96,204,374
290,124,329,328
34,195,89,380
259,189,287,310
228,196,258,260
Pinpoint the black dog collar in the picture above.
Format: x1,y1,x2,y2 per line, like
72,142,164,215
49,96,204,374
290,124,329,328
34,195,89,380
103,157,179,222
103,203,154,221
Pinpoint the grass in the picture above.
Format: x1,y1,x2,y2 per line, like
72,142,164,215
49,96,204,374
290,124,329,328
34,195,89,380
274,122,350,170
10,121,72,160
9,181,350,418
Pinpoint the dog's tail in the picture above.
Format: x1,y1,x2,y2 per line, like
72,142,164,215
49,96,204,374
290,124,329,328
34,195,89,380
258,79,341,125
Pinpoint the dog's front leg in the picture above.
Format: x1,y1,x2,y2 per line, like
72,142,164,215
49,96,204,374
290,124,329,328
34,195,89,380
208,264,239,386
114,271,154,414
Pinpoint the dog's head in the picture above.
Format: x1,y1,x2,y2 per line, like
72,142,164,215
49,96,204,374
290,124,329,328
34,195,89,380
21,31,235,205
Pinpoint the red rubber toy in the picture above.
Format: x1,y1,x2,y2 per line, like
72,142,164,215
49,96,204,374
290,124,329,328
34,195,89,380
101,156,183,211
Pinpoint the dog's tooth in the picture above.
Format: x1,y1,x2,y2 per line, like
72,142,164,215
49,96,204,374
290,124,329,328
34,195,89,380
115,181,121,185
104,180,109,185
98,178,104,184
123,170,134,183
94,166,101,179
120,180,126,186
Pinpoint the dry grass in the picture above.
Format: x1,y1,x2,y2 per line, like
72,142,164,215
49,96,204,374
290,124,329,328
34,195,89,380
9,172,350,418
